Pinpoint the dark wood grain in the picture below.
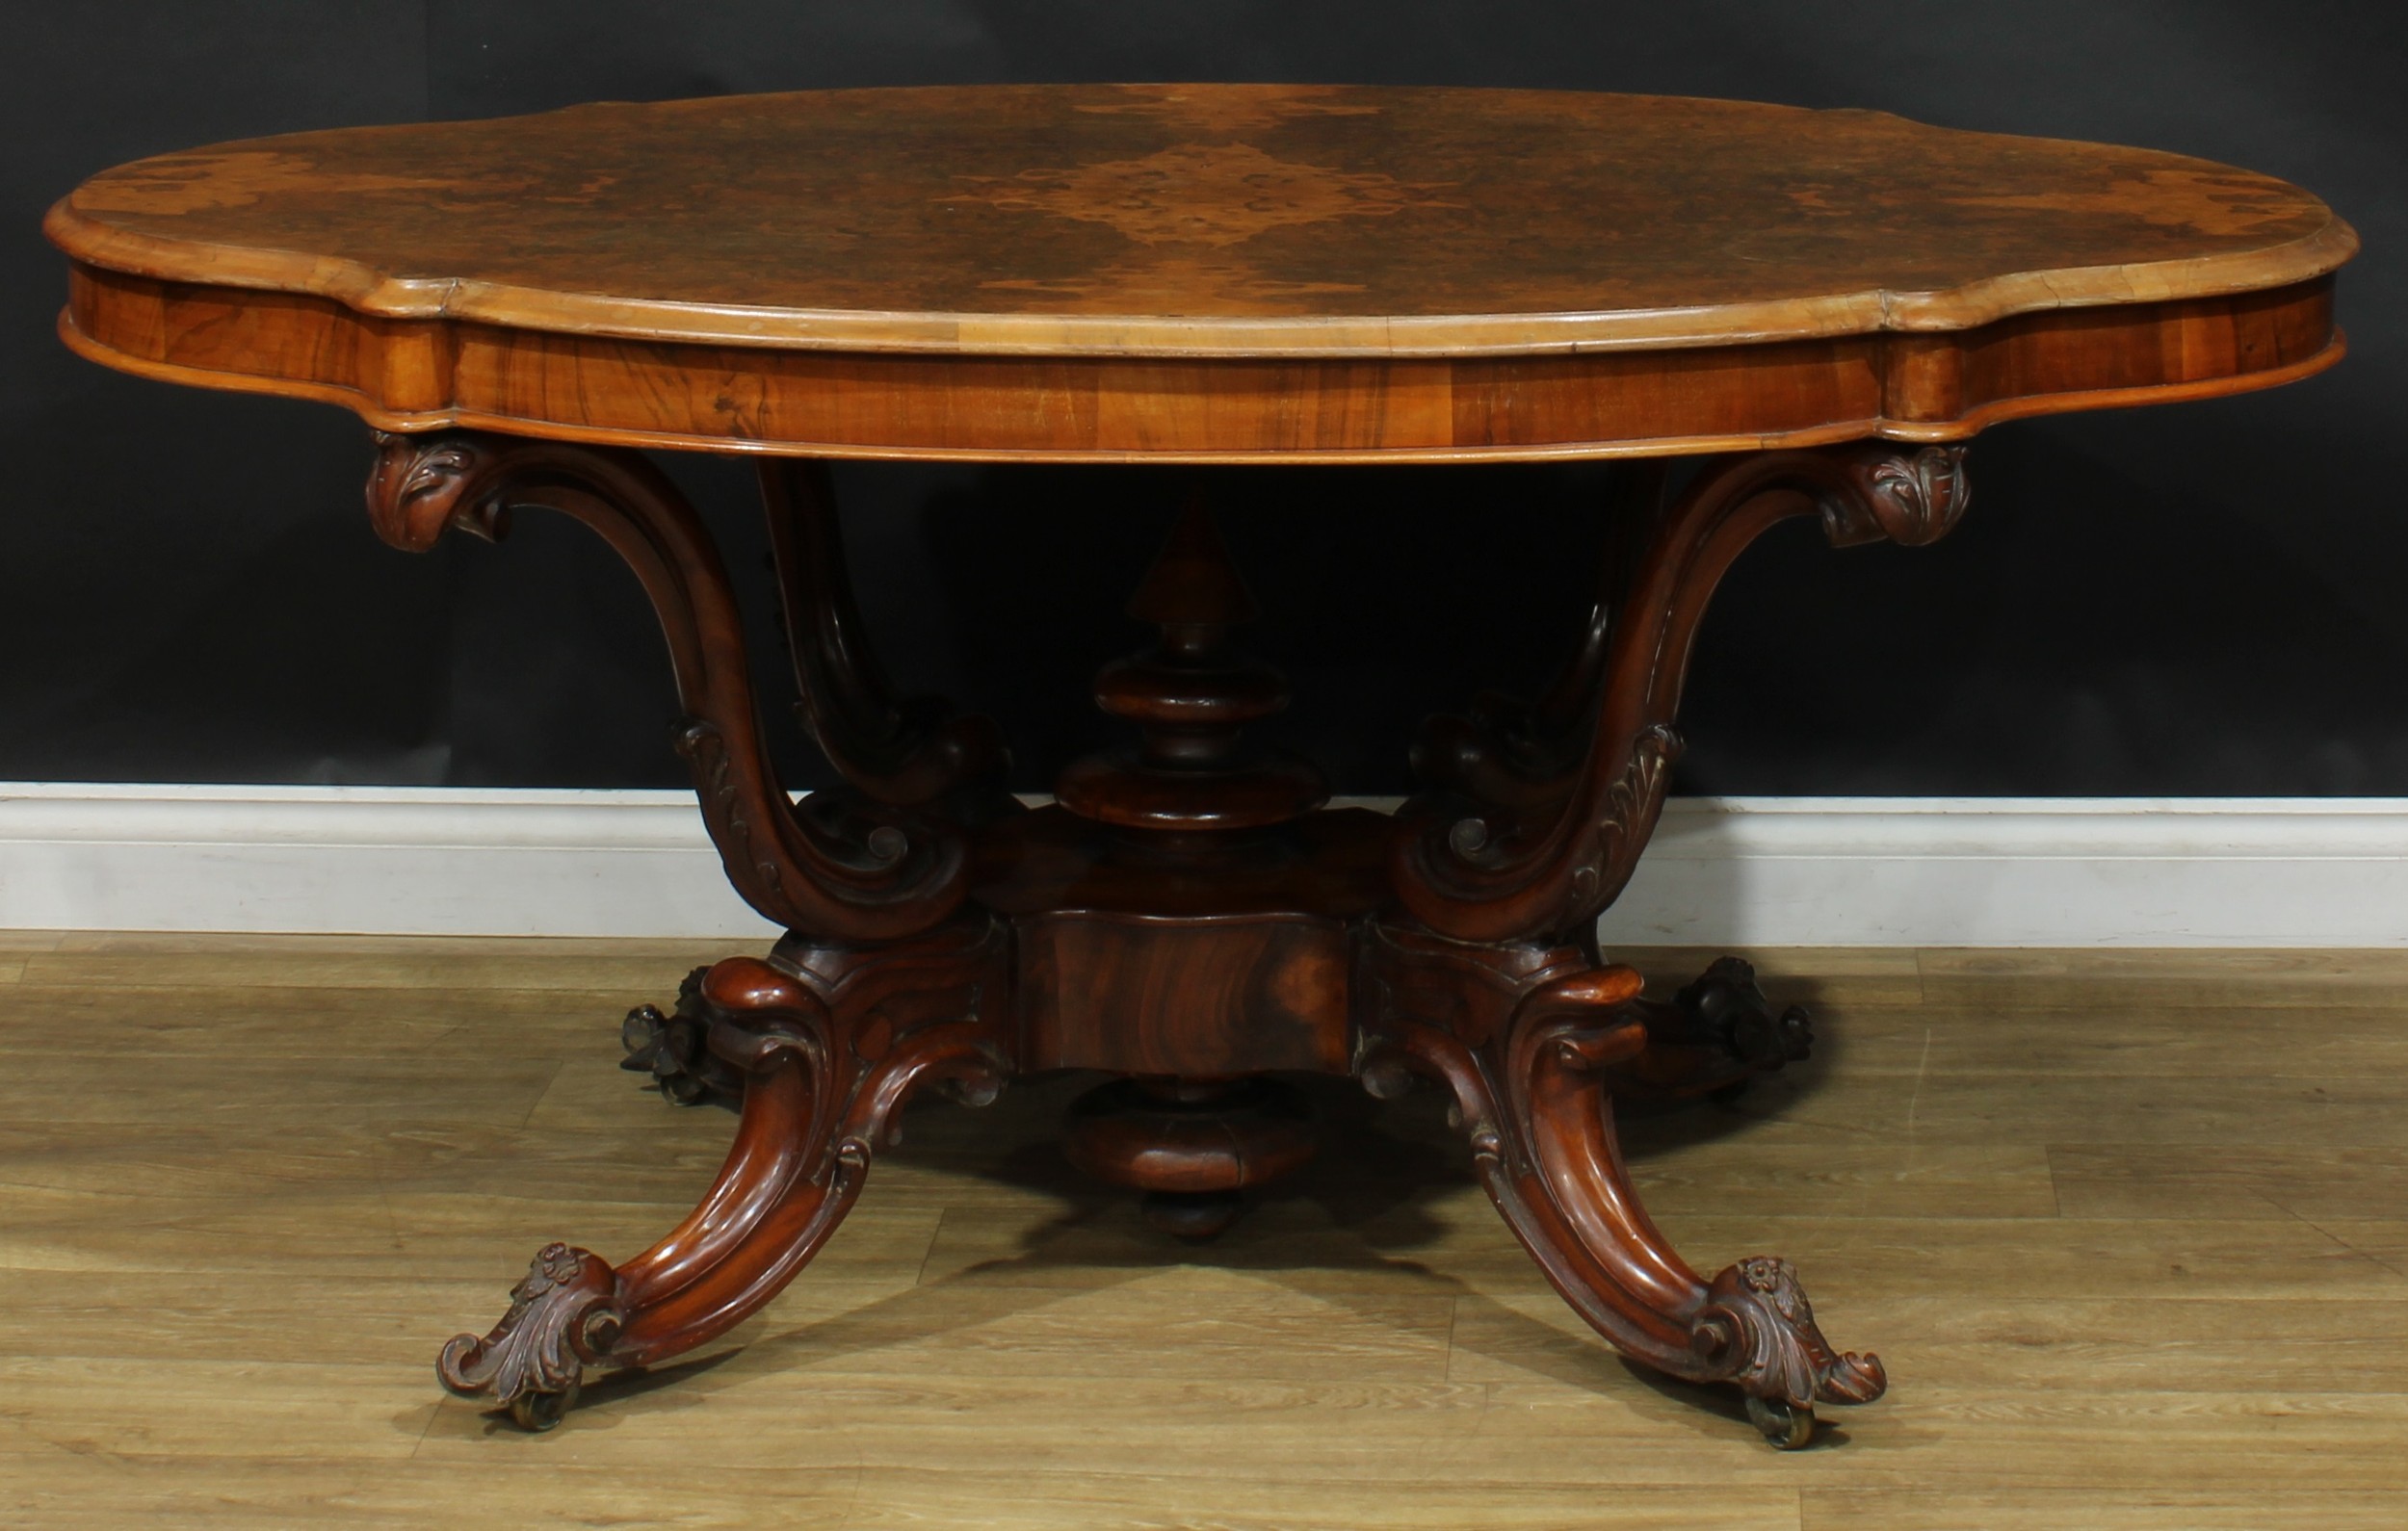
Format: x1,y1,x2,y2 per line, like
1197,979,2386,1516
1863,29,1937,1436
1018,912,1351,1075
50,85,2353,460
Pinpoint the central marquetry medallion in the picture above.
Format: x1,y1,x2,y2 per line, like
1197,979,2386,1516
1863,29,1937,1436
953,141,1455,247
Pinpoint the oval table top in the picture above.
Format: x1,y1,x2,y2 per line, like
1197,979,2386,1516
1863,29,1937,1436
50,84,2355,462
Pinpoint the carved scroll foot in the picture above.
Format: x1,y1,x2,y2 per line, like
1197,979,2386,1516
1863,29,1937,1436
437,916,1013,1428
1699,1254,1888,1447
1609,956,1814,1107
619,967,740,1105
436,1242,622,1431
1358,922,1881,1447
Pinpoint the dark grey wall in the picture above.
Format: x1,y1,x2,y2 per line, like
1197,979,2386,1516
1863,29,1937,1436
6,2,2401,795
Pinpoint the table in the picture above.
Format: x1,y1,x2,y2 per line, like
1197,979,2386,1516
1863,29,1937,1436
48,84,2353,1446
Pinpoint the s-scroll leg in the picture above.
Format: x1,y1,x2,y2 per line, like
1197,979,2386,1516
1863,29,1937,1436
438,916,1012,1428
1358,923,1881,1447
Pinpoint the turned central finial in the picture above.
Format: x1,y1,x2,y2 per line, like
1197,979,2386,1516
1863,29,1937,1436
1125,494,1261,632
1056,490,1326,831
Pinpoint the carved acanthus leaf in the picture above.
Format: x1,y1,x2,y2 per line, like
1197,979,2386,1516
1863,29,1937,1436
1438,723,1678,890
1819,445,1971,548
1563,722,1680,916
436,1242,622,1406
673,717,788,896
1692,1255,1887,1408
366,430,510,552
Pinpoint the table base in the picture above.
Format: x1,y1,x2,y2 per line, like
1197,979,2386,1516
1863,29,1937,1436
370,428,1968,1446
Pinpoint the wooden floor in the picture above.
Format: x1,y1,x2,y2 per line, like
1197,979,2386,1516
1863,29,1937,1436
4,933,2406,1528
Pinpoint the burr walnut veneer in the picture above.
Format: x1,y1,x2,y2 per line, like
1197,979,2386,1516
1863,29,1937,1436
49,84,2353,1446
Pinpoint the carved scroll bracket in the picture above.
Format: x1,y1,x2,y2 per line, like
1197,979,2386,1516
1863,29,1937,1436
365,429,966,942
1818,443,1972,548
758,460,1015,817
1393,443,1970,944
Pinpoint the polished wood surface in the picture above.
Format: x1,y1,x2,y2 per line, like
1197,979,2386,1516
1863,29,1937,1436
354,431,1959,1438
6,932,2405,1527
50,85,2354,461
46,88,2357,1447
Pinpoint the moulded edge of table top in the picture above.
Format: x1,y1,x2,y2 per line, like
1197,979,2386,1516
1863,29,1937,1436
51,290,2350,464
39,198,2361,361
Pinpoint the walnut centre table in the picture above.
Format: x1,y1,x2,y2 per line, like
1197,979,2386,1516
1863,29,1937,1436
48,83,2354,1445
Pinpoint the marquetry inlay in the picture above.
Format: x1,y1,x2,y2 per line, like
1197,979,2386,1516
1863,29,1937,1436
952,141,1455,248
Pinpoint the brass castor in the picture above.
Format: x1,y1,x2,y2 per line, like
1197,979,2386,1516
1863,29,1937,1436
1745,1393,1815,1450
507,1385,578,1432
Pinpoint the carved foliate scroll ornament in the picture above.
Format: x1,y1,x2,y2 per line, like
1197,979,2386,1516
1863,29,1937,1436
1694,1255,1888,1408
359,428,967,941
366,430,509,551
1819,444,1971,547
1394,442,1972,944
436,1242,623,1426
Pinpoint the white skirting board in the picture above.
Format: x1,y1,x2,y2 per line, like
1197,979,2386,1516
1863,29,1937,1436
1,784,2402,947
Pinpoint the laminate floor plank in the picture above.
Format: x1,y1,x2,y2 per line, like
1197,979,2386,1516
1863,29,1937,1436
1,1052,565,1129
1915,947,2408,1009
2310,1219,2408,1277
820,1471,1806,1531
0,1185,943,1283
21,933,726,994
1470,1383,2408,1491
4,1458,858,1531
1816,1004,2408,1077
5,1456,1809,1531
0,1266,914,1366
0,1118,737,1205
1453,1288,2408,1391
2,935,2402,1527
0,984,654,1059
2048,1143,2408,1222
412,1372,1498,1474
1636,1214,2405,1303
0,1355,441,1461
1801,1490,2408,1531
1694,1065,2408,1148
0,930,65,988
